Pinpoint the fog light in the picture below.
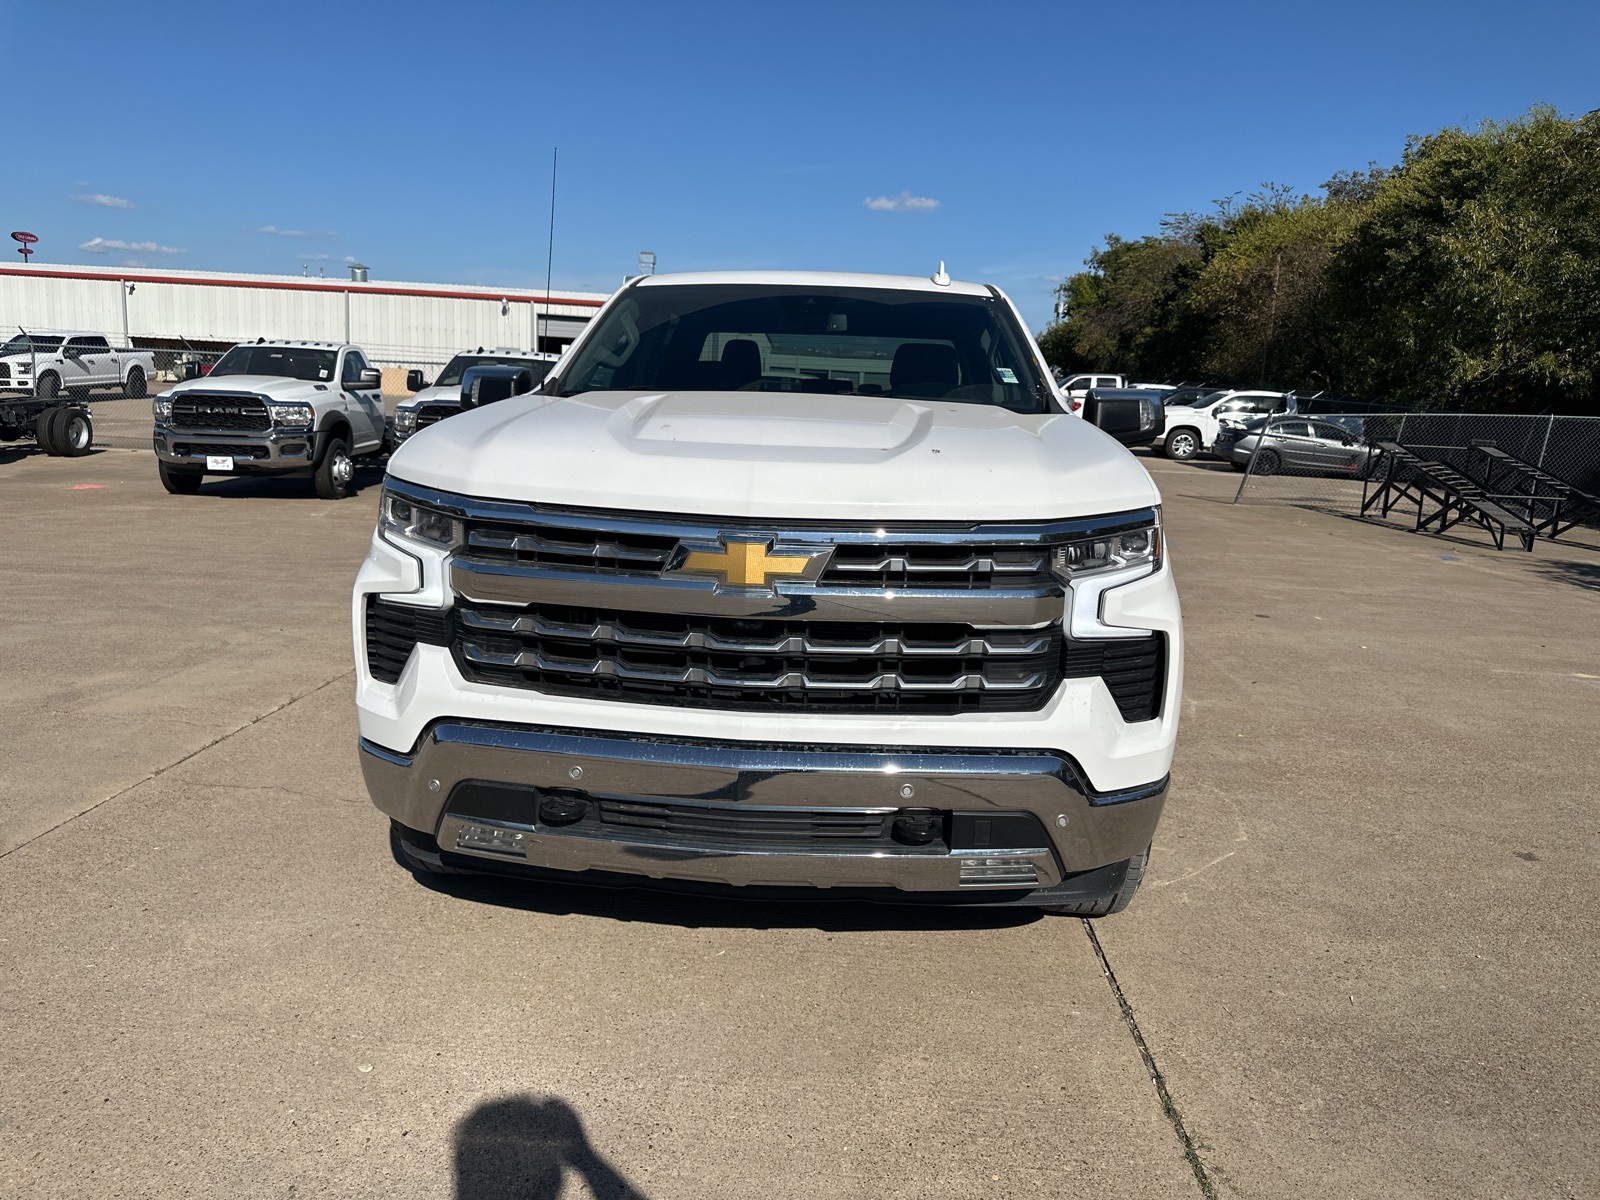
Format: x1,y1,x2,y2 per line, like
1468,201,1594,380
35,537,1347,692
456,823,526,857
958,856,1039,887
538,790,589,826
891,809,943,846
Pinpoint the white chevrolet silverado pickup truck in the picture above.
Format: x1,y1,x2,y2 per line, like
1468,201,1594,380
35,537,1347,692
152,339,387,498
355,271,1183,915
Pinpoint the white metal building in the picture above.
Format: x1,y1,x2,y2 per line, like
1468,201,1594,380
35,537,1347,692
0,262,610,367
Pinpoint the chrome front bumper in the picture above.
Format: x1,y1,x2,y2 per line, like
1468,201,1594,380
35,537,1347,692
153,423,318,469
361,722,1167,894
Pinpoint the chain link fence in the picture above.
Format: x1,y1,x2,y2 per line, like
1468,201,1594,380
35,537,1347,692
1231,412,1600,549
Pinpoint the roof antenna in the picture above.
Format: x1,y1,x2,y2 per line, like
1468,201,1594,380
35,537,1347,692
931,260,950,286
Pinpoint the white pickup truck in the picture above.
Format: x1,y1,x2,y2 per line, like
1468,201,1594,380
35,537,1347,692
0,329,155,399
152,339,387,499
356,270,1183,916
391,348,559,445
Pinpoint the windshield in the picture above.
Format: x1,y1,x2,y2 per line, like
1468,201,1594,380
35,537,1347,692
210,345,338,382
549,284,1048,412
435,355,553,389
1,334,63,355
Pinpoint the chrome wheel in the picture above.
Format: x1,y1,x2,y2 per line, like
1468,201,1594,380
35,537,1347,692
1166,430,1199,460
332,451,354,487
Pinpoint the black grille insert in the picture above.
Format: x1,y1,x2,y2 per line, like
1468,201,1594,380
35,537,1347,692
170,394,270,431
365,597,452,684
1061,634,1165,723
415,403,460,429
451,601,1063,714
173,441,270,460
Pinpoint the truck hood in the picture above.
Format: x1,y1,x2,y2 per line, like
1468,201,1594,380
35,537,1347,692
166,375,332,401
388,391,1160,521
401,384,459,408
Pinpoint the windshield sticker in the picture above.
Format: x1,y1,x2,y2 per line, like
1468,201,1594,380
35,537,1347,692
318,369,329,379
996,367,1018,384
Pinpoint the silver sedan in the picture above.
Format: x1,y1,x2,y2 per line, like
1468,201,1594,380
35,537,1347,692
1217,417,1382,476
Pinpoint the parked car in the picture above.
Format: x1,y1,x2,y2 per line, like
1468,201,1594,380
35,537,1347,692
151,339,387,499
0,329,155,399
1058,372,1126,414
390,348,559,445
1217,416,1381,476
358,270,1182,917
1159,385,1222,408
1157,388,1290,460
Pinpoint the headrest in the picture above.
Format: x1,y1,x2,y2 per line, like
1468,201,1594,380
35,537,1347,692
890,342,959,392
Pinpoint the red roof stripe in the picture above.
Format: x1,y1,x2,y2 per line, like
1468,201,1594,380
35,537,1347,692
0,265,605,307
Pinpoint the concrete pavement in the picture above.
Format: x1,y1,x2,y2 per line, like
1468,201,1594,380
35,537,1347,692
2,444,1596,1198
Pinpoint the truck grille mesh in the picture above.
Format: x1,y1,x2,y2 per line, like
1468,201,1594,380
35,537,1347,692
414,403,459,429
451,601,1064,714
170,394,270,431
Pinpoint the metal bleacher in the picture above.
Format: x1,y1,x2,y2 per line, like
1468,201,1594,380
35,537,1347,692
1470,445,1600,539
1361,442,1536,551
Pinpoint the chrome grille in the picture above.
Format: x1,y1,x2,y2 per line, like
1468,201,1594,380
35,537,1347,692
452,602,1063,713
171,394,270,431
821,544,1052,588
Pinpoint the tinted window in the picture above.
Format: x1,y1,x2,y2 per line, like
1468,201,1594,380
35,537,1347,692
342,350,367,383
551,284,1047,412
211,345,339,382
435,355,553,388
0,334,64,353
84,336,111,351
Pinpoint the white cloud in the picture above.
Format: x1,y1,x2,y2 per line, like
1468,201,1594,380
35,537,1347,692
122,259,147,268
344,255,361,264
80,237,184,255
75,193,134,209
260,224,336,238
864,191,940,213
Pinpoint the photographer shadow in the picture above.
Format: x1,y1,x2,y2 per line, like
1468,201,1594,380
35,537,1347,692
455,1095,651,1200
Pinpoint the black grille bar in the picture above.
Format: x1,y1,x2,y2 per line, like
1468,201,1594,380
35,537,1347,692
1061,634,1165,723
451,601,1063,714
365,597,453,684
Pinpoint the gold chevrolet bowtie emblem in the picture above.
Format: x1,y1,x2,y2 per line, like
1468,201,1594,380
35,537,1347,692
680,541,817,588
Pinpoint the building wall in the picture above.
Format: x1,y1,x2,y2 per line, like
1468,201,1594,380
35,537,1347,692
0,264,608,368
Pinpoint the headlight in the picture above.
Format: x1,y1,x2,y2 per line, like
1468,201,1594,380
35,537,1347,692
379,487,459,549
268,403,314,426
152,398,172,421
394,407,419,432
1050,516,1162,580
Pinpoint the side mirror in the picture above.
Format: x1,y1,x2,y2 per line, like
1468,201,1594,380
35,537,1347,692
1082,389,1162,446
459,364,535,409
405,369,427,392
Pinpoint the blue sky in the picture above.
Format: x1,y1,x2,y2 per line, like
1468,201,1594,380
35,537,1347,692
10,0,1597,327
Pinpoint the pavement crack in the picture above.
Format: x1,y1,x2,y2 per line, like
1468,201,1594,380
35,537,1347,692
1084,920,1218,1199
0,669,354,863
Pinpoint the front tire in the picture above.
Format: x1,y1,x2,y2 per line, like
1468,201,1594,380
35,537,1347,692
36,372,59,399
158,460,204,494
1042,847,1150,917
1163,428,1201,460
313,435,354,500
1252,449,1282,476
124,367,147,399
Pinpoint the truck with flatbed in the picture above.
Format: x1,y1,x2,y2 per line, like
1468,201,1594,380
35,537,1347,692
151,339,387,498
356,270,1183,915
